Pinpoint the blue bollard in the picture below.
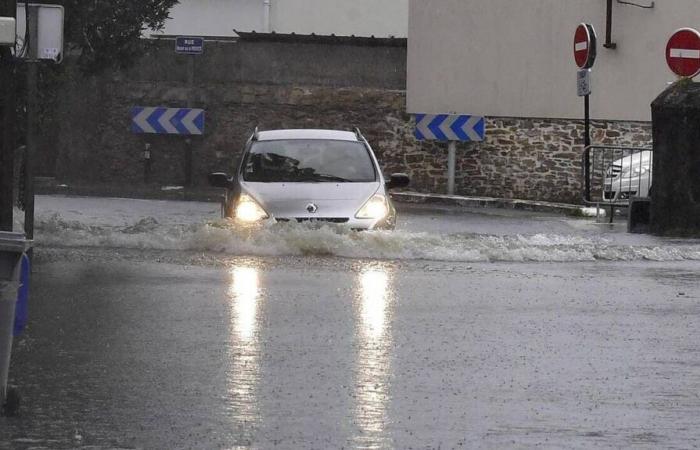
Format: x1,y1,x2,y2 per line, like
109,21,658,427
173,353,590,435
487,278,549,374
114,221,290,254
13,255,30,337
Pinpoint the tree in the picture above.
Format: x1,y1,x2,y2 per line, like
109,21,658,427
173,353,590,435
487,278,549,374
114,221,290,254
43,0,179,73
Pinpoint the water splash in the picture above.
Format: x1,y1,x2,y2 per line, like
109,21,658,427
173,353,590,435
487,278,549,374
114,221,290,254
33,213,700,263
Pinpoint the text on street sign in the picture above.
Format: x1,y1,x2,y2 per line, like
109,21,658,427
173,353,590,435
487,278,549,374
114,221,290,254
176,36,204,55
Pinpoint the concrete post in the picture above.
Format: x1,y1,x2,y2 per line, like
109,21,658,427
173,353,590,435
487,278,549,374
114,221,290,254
650,80,700,236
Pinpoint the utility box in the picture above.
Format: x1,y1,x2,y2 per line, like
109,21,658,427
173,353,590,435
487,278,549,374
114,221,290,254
0,17,15,46
650,80,700,236
16,3,64,62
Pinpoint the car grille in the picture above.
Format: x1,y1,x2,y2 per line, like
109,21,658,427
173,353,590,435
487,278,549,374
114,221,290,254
604,191,616,200
276,218,350,224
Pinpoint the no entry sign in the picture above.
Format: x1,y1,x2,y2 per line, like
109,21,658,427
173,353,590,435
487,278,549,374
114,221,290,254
666,28,700,78
574,23,597,69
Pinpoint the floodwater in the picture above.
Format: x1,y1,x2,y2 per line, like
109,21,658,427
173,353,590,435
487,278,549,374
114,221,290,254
1,196,699,449
21,196,700,263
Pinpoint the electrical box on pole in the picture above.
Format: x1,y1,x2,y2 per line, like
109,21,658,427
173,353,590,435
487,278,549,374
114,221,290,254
0,17,14,46
15,3,63,62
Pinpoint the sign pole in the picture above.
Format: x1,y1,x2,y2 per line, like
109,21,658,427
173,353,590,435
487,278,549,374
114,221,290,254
184,42,197,187
584,93,591,201
574,23,596,205
178,38,204,187
24,6,40,245
414,114,485,195
0,0,16,232
447,141,456,195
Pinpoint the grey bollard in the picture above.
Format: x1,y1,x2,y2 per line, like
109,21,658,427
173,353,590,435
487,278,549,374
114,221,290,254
0,232,32,415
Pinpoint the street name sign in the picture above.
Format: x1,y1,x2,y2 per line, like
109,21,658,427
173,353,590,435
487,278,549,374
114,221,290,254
131,107,205,135
574,23,597,69
666,28,700,78
414,114,485,142
176,36,204,55
577,69,591,97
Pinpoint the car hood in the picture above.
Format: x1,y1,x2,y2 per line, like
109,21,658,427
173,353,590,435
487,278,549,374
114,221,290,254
613,150,653,168
240,181,381,219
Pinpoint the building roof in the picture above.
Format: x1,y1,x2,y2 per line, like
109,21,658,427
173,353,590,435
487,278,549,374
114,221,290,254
257,129,359,142
235,31,407,47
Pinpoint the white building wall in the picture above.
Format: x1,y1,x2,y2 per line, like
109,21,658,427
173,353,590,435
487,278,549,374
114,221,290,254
157,0,408,38
407,0,700,122
272,0,408,37
155,0,262,37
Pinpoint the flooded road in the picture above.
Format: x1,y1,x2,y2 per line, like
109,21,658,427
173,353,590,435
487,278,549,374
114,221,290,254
1,196,700,449
22,196,700,262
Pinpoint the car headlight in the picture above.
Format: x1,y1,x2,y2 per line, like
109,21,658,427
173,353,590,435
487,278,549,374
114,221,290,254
235,194,269,222
619,166,649,178
356,195,388,220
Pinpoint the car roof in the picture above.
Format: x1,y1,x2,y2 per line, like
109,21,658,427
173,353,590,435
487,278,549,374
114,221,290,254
256,129,360,142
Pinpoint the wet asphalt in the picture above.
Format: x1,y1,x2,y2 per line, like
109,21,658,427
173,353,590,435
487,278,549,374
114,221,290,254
0,198,699,449
0,255,699,449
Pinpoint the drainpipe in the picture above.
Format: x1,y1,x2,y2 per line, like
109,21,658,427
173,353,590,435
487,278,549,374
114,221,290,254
605,0,617,49
263,0,271,33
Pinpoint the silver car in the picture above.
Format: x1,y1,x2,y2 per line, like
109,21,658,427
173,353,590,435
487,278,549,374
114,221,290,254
208,128,410,230
603,150,653,203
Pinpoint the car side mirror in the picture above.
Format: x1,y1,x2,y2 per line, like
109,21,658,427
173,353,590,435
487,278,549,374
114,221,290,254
208,172,235,189
386,173,410,190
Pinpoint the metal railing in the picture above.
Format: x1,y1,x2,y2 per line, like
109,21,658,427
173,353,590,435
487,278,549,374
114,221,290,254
583,145,653,209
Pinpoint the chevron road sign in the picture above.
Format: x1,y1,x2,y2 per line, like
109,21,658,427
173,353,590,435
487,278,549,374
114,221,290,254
131,107,205,135
414,114,485,142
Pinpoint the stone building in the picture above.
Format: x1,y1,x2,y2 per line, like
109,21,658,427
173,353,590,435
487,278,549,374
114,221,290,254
406,0,700,203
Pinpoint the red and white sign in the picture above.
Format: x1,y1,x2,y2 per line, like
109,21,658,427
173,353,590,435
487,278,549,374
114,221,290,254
574,23,596,69
666,28,700,78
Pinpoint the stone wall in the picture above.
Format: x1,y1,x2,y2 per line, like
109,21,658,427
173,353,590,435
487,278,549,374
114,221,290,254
51,37,652,204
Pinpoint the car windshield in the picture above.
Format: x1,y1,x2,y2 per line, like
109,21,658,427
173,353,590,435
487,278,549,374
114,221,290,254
242,140,377,183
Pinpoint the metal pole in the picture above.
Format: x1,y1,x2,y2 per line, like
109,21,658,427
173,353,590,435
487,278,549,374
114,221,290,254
184,138,192,187
604,0,616,49
263,0,272,33
0,48,13,232
24,7,39,243
584,94,591,202
0,0,17,232
447,141,456,195
184,56,195,187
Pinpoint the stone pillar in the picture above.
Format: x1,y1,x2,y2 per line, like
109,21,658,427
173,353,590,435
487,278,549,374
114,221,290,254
650,81,700,236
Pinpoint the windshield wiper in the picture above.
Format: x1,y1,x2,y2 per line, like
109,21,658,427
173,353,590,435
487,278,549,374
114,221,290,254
297,173,352,182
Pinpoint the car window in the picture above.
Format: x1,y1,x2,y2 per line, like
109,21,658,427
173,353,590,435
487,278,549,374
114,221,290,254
242,140,377,183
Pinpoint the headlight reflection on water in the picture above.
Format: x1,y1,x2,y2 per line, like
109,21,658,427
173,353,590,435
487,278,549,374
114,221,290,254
359,269,390,339
226,266,262,432
231,267,260,342
355,265,395,448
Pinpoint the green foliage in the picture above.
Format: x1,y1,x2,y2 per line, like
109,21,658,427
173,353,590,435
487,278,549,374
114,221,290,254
35,0,179,73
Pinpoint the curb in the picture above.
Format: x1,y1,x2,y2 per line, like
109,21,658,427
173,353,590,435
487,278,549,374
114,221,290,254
390,192,583,215
34,180,584,216
36,181,223,203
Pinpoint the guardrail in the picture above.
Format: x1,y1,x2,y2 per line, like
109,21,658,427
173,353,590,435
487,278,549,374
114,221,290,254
582,146,653,208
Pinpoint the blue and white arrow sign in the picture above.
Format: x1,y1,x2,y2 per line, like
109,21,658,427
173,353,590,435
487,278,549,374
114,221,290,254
414,114,485,142
131,107,205,135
